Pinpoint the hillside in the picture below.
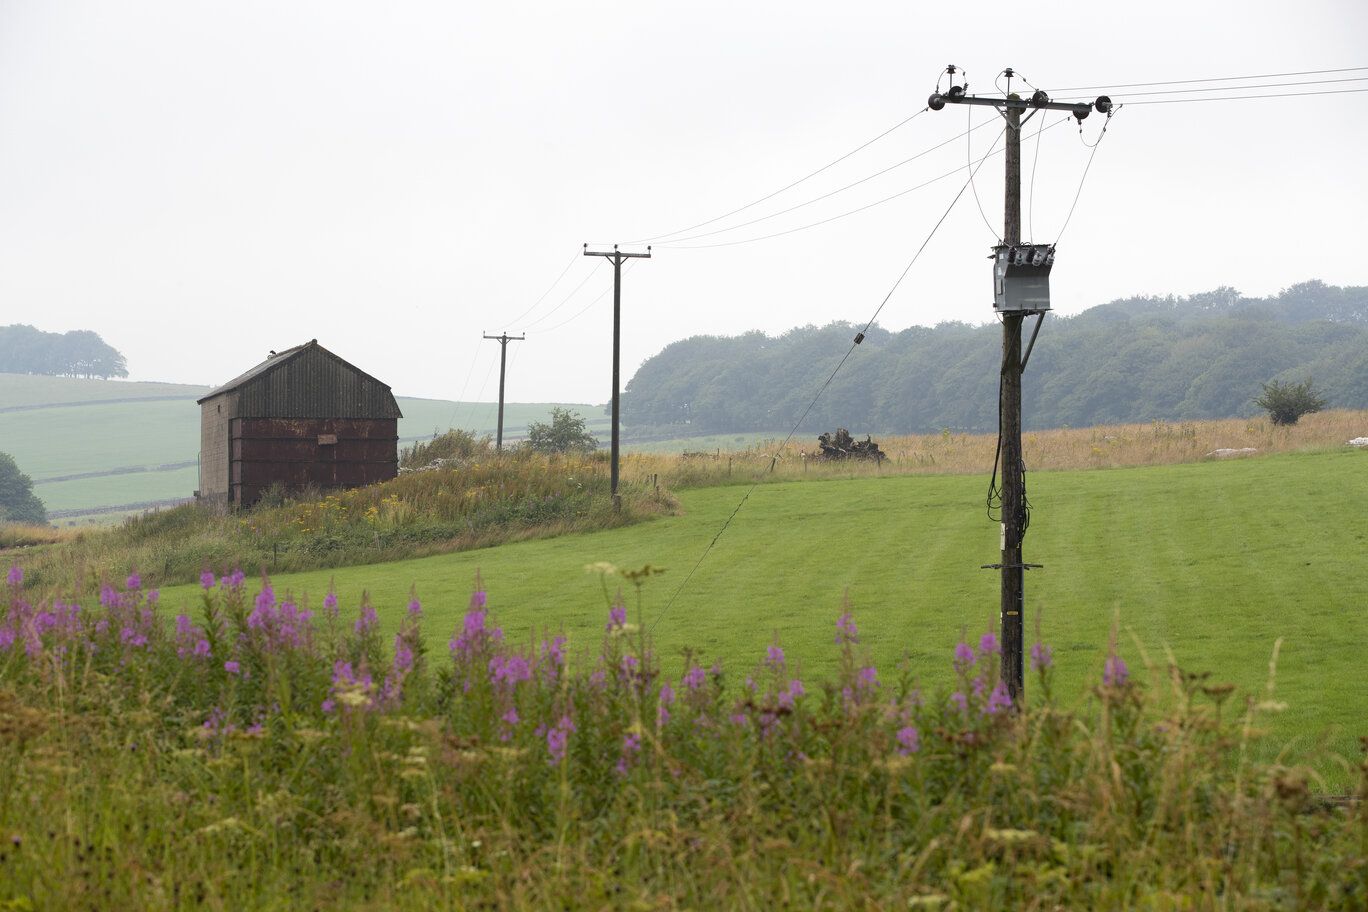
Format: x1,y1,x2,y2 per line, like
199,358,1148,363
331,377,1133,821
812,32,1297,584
0,373,605,522
622,280,1368,437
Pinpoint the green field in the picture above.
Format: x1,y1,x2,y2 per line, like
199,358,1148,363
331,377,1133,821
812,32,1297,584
157,448,1368,778
1,373,605,520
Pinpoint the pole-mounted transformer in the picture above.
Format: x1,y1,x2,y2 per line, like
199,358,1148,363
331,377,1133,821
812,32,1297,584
992,244,1055,313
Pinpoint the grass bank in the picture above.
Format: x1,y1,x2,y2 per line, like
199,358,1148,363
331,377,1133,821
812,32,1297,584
13,453,674,595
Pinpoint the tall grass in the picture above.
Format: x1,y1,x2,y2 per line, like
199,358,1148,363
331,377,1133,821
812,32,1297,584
13,453,674,596
0,564,1362,909
624,409,1368,489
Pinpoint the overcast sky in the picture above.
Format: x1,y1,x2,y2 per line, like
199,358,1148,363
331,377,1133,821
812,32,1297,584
1,0,1365,406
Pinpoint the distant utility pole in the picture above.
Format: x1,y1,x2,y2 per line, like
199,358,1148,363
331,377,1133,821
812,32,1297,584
929,66,1112,703
582,243,651,511
482,332,525,453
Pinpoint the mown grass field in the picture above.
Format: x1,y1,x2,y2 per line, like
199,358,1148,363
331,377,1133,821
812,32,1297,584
156,447,1368,782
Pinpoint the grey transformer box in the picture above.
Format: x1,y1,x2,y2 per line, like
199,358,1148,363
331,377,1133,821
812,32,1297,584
992,244,1055,313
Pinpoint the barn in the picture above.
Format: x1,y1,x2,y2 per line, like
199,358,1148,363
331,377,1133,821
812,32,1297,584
196,340,402,508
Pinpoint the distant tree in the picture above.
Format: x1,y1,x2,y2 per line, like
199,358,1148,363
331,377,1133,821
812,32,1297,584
0,325,128,378
1254,378,1328,426
0,452,48,525
524,408,598,454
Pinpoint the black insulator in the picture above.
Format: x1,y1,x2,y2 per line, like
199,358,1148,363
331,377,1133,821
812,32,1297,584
928,93,945,111
853,332,865,345
1094,95,1112,114
1072,103,1091,121
947,84,965,99
1030,89,1050,107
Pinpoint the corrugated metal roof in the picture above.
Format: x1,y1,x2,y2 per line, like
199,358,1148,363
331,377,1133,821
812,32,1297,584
197,340,402,420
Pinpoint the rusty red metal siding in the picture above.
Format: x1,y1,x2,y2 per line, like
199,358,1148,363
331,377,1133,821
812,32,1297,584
228,417,398,507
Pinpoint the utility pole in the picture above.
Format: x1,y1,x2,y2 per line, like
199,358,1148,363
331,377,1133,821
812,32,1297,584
583,243,651,512
482,332,524,453
929,66,1111,703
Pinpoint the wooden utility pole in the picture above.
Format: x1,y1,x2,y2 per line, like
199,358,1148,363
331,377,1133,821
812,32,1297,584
582,243,651,511
929,67,1111,703
997,101,1026,699
482,332,524,453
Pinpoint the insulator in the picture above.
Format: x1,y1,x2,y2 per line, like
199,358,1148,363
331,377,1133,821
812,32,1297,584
1094,95,1112,114
1072,103,1091,121
1030,89,1051,107
853,332,865,345
947,85,965,99
928,93,945,111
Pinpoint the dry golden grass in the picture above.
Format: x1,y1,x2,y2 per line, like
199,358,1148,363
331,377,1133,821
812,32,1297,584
622,409,1368,488
0,523,78,549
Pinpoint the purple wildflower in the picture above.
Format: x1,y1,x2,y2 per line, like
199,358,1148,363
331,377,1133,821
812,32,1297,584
193,639,211,657
835,610,859,645
125,572,141,591
682,665,707,691
606,602,627,631
489,654,532,687
224,660,241,675
777,678,805,711
354,602,378,636
407,594,422,619
954,641,976,668
984,680,1013,715
979,631,1000,656
857,665,879,689
223,570,246,590
896,725,921,755
1104,653,1129,687
615,731,642,777
6,565,21,587
501,707,520,727
1030,641,1054,671
657,682,675,726
322,589,339,618
950,691,968,713
199,569,215,590
545,715,575,764
765,644,785,670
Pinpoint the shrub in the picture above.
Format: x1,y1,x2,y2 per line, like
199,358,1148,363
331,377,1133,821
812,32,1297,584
0,451,47,526
524,407,599,454
1254,377,1328,425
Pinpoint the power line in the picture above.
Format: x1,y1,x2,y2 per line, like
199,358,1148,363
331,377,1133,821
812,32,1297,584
647,118,997,246
521,264,598,330
1027,106,1046,243
649,129,1001,633
536,263,636,335
656,116,1070,250
1056,110,1119,245
1049,65,1368,93
966,104,1000,240
1056,75,1368,100
628,108,929,244
1117,87,1368,105
504,249,582,328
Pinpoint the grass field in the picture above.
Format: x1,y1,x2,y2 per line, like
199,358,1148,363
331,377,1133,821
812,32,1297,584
153,448,1368,783
0,373,604,520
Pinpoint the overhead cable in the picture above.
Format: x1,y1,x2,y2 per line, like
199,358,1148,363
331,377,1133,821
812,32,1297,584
1049,65,1368,93
628,108,929,244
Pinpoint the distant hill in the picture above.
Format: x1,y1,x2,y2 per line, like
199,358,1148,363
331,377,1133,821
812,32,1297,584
0,373,603,523
0,325,127,379
621,280,1368,436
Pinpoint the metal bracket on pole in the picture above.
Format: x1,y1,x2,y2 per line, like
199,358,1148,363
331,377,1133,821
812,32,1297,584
1020,312,1046,373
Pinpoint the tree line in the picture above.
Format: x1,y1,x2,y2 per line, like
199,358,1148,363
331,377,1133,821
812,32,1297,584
622,281,1368,436
0,324,128,379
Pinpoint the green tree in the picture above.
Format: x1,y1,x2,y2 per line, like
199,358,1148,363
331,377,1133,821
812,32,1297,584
0,452,48,525
524,408,598,454
1253,377,1328,426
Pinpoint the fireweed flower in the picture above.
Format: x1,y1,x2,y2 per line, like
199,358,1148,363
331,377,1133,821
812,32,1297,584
954,641,976,668
6,565,21,587
616,731,642,776
1103,653,1129,687
224,660,241,675
984,681,1013,715
979,631,1000,656
354,602,379,636
858,666,879,690
765,644,785,670
896,725,921,756
606,601,627,631
835,610,859,645
657,683,675,726
199,570,215,590
223,570,246,591
489,654,532,687
1030,641,1054,671
950,691,968,714
545,715,575,764
777,678,805,711
450,589,502,658
125,572,141,591
682,665,707,691
322,589,339,618
407,594,422,619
